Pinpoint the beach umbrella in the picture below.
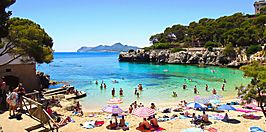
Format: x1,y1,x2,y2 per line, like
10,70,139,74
217,104,236,111
132,107,156,118
102,105,123,114
181,127,204,132
186,102,207,109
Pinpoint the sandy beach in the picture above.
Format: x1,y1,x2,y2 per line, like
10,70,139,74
1,97,265,132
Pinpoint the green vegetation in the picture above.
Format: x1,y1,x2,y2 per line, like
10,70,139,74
239,63,266,118
149,13,266,53
171,48,186,53
0,1,54,66
246,45,262,55
0,0,16,43
223,43,236,58
0,17,54,66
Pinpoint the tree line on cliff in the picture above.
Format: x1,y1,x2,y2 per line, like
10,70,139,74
148,13,266,56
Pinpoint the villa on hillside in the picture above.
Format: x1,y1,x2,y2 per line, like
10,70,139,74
254,0,266,14
0,49,40,92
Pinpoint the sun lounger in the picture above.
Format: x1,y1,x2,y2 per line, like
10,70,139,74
207,127,218,132
243,114,261,120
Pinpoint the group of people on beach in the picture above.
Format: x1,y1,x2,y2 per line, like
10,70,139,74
5,83,26,118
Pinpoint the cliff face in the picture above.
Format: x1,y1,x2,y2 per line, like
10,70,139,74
119,49,249,67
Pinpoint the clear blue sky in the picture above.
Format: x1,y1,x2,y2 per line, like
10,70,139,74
9,0,254,52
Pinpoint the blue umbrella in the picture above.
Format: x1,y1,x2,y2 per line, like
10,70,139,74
217,104,236,111
186,102,207,109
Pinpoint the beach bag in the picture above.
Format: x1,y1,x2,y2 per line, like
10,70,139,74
6,92,18,107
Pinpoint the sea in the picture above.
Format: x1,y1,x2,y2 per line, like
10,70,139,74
37,52,251,110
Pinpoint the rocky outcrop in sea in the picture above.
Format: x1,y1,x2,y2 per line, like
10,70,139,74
119,49,250,67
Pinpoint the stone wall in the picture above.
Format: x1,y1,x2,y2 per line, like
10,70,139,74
0,63,40,92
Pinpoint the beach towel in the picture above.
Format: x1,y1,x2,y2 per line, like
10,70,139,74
136,126,166,132
236,108,256,113
249,126,265,132
243,114,261,120
95,121,104,127
179,115,191,119
209,114,224,120
83,121,95,129
208,127,218,132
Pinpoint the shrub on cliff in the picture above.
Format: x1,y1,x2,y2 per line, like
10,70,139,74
246,44,262,55
152,43,171,49
204,41,220,48
223,43,236,58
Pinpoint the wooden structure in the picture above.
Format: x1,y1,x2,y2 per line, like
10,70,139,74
22,91,60,132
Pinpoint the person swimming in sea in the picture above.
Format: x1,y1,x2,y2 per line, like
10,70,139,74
223,79,227,83
172,91,177,97
95,80,98,85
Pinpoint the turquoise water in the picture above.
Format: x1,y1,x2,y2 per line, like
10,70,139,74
37,52,251,110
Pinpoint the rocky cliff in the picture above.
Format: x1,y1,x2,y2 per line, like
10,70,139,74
119,49,250,67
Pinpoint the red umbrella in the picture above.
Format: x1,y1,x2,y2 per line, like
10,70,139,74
132,107,155,118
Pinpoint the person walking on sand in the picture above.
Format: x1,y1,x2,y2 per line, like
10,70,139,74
119,88,123,96
136,92,140,98
205,84,208,91
112,88,115,97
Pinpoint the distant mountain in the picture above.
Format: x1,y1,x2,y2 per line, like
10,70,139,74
77,43,139,52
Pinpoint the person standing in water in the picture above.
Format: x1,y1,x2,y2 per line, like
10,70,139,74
194,85,198,94
100,83,103,89
221,84,225,91
183,84,187,90
95,80,98,85
112,88,115,97
205,84,208,91
134,88,138,95
119,88,123,96
212,89,217,95
103,83,106,89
